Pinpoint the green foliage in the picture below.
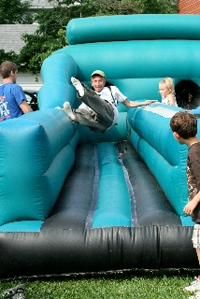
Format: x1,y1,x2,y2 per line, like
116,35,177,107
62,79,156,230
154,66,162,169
0,0,33,24
0,0,33,68
84,0,178,15
0,50,19,64
15,0,178,74
48,0,178,17
18,2,72,74
19,27,67,74
17,0,96,74
48,0,99,18
0,273,196,299
133,0,178,14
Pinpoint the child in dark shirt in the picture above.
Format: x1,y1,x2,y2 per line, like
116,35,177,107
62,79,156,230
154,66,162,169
170,112,200,298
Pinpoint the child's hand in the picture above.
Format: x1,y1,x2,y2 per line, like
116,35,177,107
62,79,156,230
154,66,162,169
55,106,63,110
183,200,198,215
144,100,158,105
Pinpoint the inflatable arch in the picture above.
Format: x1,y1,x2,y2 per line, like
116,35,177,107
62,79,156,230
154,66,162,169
1,14,200,278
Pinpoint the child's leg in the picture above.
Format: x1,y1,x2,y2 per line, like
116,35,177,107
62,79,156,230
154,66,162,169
74,108,107,132
71,78,114,129
79,84,114,129
184,225,200,292
196,248,200,265
58,101,108,132
193,224,200,265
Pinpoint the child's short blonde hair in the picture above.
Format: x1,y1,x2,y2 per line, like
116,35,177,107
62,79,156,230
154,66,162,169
159,77,175,95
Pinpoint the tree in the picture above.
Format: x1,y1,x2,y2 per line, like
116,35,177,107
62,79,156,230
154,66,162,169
0,50,18,62
0,0,33,24
132,0,178,14
18,0,94,74
89,0,178,15
0,0,33,66
18,4,69,74
17,0,178,74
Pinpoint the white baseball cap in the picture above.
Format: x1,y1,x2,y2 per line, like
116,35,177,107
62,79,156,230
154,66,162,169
91,70,106,78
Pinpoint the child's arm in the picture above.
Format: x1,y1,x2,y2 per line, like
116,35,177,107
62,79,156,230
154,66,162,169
123,99,157,107
184,191,200,215
167,94,175,105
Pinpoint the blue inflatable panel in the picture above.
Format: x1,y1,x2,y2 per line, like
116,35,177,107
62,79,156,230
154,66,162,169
128,105,188,216
67,14,200,44
0,109,77,226
92,143,131,228
0,221,43,232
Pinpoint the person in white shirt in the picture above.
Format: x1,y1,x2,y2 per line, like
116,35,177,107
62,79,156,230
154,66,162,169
59,70,156,133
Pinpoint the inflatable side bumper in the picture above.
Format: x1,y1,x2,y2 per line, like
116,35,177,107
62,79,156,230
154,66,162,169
127,105,190,220
0,109,79,229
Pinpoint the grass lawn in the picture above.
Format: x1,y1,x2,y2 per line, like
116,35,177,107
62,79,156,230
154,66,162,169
0,270,199,299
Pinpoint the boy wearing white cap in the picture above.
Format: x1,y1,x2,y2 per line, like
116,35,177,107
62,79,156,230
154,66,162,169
59,70,155,133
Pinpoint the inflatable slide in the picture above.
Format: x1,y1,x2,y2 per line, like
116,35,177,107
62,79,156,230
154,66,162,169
1,14,200,279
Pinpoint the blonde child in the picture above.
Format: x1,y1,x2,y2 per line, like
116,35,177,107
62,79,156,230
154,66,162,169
159,77,177,106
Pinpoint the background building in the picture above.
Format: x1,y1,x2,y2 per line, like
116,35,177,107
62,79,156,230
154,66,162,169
0,23,42,90
179,0,200,14
0,0,52,90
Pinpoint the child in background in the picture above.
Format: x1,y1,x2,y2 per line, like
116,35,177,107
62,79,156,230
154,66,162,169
159,77,177,106
170,112,200,299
